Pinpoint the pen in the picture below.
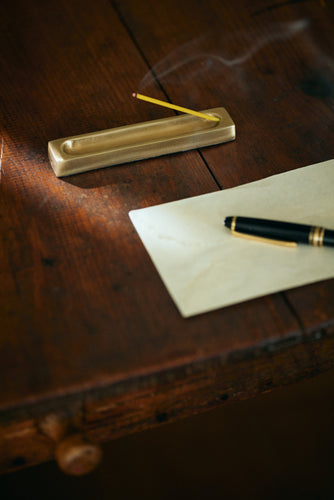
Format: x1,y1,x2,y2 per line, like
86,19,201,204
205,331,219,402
224,216,334,248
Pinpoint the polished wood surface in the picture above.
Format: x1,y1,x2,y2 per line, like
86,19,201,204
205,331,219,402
1,0,333,473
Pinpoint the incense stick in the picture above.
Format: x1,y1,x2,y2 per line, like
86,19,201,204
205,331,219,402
132,93,220,122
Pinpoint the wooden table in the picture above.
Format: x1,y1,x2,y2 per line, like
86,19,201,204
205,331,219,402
1,0,333,475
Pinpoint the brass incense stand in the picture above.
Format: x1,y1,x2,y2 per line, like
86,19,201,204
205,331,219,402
48,98,235,177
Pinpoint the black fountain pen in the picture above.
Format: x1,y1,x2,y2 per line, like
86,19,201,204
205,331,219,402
224,216,334,248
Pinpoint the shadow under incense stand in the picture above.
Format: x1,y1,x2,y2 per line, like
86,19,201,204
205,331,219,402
48,107,235,177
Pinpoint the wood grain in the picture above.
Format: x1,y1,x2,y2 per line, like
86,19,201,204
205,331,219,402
114,0,334,183
114,0,334,336
0,0,333,474
0,0,298,413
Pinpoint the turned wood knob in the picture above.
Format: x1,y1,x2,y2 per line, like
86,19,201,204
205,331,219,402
55,434,102,476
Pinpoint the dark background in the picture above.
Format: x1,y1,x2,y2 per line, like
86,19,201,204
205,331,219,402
1,368,333,500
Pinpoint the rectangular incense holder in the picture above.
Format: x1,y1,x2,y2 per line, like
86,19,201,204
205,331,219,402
48,107,235,177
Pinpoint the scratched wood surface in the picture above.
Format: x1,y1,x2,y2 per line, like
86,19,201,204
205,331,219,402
0,0,333,473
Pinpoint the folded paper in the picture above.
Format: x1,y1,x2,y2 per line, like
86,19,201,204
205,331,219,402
129,159,334,317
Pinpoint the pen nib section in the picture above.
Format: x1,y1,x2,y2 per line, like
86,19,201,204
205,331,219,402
48,107,235,177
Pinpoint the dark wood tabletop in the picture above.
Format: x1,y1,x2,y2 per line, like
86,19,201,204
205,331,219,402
1,0,333,475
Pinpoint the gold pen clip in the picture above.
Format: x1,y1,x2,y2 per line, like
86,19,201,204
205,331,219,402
231,229,298,248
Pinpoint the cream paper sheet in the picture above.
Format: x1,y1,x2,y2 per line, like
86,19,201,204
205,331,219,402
129,159,334,317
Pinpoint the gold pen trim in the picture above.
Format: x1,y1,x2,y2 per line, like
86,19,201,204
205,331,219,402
231,229,298,248
309,226,325,247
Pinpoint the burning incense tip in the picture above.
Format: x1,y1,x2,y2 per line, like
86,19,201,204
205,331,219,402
132,92,220,122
